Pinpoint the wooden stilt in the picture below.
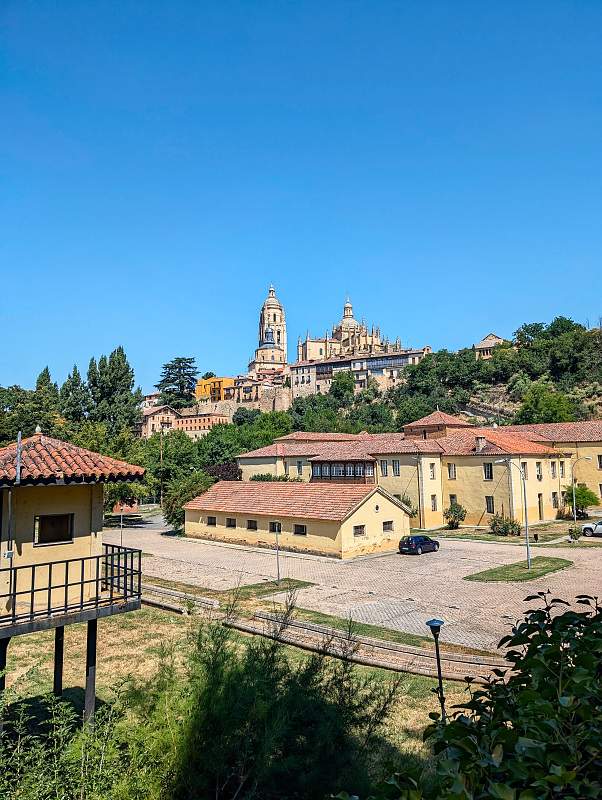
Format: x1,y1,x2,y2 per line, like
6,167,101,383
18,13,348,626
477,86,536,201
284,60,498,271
0,637,10,693
53,626,64,696
84,619,97,723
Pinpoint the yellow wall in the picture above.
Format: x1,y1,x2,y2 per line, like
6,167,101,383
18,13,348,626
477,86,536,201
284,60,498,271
184,490,409,558
548,443,602,502
195,376,235,402
239,457,285,480
0,484,104,614
374,455,443,529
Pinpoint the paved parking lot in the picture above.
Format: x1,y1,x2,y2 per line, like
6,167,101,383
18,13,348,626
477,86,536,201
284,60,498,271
105,519,602,650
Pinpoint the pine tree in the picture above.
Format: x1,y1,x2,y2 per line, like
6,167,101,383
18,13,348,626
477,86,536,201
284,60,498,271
59,365,90,423
35,366,60,409
87,348,142,435
156,357,198,408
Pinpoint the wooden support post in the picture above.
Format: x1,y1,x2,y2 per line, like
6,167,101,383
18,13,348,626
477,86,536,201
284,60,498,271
0,637,10,693
84,618,97,723
53,626,64,697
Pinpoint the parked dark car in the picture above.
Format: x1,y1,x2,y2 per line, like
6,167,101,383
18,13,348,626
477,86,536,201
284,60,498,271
398,535,440,555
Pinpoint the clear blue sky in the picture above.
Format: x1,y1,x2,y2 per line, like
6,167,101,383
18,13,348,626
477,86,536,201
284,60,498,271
2,2,601,393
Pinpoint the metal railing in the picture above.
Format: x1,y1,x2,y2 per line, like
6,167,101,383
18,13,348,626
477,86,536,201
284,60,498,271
0,544,142,627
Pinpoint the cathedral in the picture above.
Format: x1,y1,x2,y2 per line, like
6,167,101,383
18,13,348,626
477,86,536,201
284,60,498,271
248,285,288,374
296,297,403,362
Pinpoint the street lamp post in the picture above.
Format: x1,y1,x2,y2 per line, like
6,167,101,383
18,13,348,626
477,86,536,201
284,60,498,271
570,456,592,528
275,525,281,584
426,618,446,723
496,459,531,569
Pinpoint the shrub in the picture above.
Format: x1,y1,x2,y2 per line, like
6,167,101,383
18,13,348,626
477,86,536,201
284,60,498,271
425,593,602,799
489,513,521,536
163,470,214,531
442,503,467,529
249,473,301,482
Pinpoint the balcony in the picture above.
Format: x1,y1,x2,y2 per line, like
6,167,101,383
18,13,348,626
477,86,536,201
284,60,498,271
0,544,142,639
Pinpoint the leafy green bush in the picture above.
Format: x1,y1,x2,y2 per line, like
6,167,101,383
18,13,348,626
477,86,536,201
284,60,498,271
425,593,602,799
563,484,600,518
163,470,214,531
442,503,467,529
489,514,521,536
249,472,301,481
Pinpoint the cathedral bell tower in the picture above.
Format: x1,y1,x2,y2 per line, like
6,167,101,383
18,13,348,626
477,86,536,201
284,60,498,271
248,285,288,373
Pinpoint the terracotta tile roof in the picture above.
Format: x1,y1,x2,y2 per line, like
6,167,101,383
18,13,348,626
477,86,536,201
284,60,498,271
474,333,505,349
363,436,444,455
238,442,324,459
436,428,557,457
307,443,376,462
403,411,472,429
142,404,176,417
0,434,145,487
184,481,377,521
276,432,359,442
500,421,602,444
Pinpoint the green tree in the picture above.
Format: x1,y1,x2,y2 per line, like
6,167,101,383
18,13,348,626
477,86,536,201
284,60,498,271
232,407,261,426
156,357,198,408
59,365,90,422
88,347,142,435
329,371,355,407
35,366,60,408
563,484,600,517
201,371,216,380
163,470,214,531
442,502,467,529
514,381,578,423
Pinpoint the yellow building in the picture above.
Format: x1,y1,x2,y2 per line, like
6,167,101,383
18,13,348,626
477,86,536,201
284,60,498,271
195,376,235,402
236,414,592,529
0,432,144,718
474,333,505,360
184,480,410,558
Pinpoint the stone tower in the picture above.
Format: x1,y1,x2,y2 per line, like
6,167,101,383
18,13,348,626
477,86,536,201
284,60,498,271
248,285,288,373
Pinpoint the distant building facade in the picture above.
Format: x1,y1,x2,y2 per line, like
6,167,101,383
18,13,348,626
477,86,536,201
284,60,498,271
248,285,288,374
195,376,235,402
474,333,505,360
139,404,228,440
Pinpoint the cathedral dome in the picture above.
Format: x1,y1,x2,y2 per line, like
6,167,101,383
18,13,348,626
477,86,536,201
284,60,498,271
338,297,360,330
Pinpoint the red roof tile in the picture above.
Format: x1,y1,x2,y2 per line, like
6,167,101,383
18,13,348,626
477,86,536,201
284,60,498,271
276,432,359,442
500,421,602,444
435,429,557,456
184,481,378,521
0,434,145,487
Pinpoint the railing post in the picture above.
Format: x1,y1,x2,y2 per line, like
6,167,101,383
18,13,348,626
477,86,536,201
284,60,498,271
30,564,36,620
0,637,10,693
47,562,53,616
64,561,69,613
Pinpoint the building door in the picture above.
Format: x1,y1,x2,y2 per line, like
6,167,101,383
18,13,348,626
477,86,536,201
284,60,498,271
538,493,544,521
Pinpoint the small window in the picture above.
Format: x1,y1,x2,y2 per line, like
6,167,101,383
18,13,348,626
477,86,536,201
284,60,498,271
346,463,354,477
598,455,602,469
207,516,217,527
559,461,565,478
269,521,282,533
333,463,345,476
380,460,388,477
430,494,437,512
521,462,528,480
483,463,493,481
365,463,374,477
226,517,236,528
34,514,74,545
322,463,331,477
392,459,400,477
353,525,366,537
536,462,543,480
382,520,394,532
293,524,307,536
429,462,436,480
355,463,365,477
247,519,258,530
447,463,456,480
449,494,457,506
485,496,495,514
550,461,557,479
296,460,303,476
552,492,559,509
312,464,321,477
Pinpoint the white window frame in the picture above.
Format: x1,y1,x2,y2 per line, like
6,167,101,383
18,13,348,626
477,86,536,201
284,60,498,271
380,460,388,477
447,463,456,480
483,462,493,481
392,459,400,477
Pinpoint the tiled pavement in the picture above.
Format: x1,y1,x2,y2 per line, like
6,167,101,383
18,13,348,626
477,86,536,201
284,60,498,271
105,522,602,651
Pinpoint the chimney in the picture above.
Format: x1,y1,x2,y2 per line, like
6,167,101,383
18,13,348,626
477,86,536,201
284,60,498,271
475,435,486,453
